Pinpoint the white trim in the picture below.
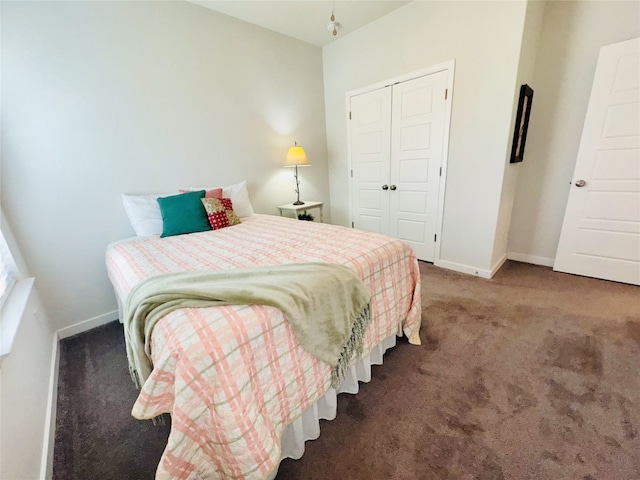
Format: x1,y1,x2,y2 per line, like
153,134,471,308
507,252,555,267
57,310,119,339
434,259,493,279
434,60,455,265
434,254,506,279
490,253,508,277
39,309,119,477
346,60,455,98
40,333,60,480
0,277,35,358
0,229,19,310
346,90,355,228
345,60,455,264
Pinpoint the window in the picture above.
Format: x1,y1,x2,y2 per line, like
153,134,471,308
0,230,18,308
0,223,34,358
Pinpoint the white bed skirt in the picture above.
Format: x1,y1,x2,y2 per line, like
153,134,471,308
268,326,402,478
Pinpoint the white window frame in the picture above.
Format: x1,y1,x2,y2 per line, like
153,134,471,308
0,229,19,308
0,216,35,358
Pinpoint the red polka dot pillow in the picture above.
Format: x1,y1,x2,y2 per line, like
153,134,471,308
201,198,241,230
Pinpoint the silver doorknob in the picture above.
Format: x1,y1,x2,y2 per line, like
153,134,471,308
575,180,586,187
382,185,389,190
390,185,397,191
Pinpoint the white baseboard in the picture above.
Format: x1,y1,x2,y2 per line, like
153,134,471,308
435,259,493,279
40,310,120,477
40,333,60,480
490,253,508,277
57,310,119,339
507,252,555,267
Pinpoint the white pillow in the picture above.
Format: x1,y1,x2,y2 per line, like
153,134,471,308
222,180,254,218
189,180,254,218
122,194,165,236
122,181,253,236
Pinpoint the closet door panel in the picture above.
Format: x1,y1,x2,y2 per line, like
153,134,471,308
350,87,392,234
389,71,448,261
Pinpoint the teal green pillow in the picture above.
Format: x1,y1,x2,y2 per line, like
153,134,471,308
157,190,211,238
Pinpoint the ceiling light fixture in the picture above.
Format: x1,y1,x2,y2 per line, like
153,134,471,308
327,4,340,37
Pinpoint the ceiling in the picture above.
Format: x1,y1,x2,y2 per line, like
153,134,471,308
189,1,410,47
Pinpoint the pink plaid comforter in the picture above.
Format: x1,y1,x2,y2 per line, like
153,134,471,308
105,214,421,479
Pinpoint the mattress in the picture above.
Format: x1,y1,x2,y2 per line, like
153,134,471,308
105,214,421,479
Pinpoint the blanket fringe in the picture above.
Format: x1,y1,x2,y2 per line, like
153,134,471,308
129,363,141,389
131,364,169,427
151,414,168,426
130,364,168,427
331,302,372,388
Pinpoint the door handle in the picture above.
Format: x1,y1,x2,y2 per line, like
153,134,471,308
382,185,389,190
390,185,397,191
574,180,586,187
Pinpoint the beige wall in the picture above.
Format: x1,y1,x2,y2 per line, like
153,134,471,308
323,1,528,274
508,1,640,264
1,1,328,330
0,291,56,480
0,213,57,479
491,0,546,267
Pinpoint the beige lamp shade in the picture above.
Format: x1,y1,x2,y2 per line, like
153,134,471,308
285,144,310,166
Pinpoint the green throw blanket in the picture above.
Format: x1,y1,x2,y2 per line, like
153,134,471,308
123,262,372,389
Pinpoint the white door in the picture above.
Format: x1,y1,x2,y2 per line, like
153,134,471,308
554,37,640,285
349,71,449,261
350,87,392,234
389,72,448,261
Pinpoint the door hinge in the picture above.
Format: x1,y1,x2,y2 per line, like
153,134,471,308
351,169,353,177
434,234,437,242
349,111,352,120
444,89,448,100
439,167,442,177
351,222,355,228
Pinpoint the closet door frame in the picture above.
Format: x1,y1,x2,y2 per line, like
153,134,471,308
346,60,455,265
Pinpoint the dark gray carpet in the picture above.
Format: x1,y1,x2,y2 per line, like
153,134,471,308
53,261,640,479
53,321,171,479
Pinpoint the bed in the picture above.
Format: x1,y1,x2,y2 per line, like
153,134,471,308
105,213,421,479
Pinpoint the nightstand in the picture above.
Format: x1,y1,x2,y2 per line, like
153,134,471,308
277,201,324,223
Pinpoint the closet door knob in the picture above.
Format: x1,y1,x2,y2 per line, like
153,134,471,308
575,179,586,187
382,184,389,190
390,185,397,191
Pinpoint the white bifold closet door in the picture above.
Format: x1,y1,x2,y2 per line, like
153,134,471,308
350,71,448,262
350,86,393,235
554,37,640,285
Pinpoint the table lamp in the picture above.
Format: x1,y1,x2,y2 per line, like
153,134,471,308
284,142,310,205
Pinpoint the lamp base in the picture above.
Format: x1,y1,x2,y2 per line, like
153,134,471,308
293,200,305,205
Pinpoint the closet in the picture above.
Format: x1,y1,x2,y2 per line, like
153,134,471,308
348,68,450,262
